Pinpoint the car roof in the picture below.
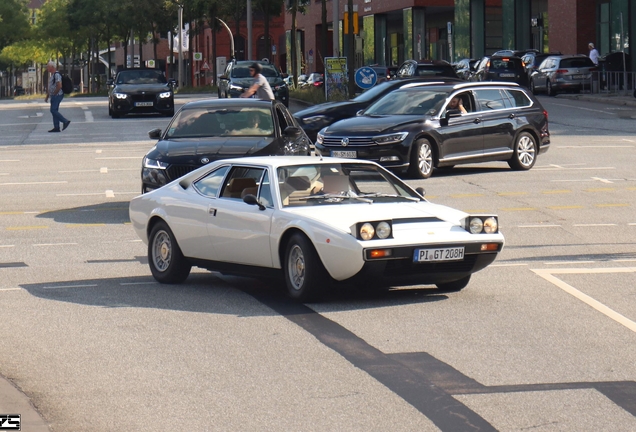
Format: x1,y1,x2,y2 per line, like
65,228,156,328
394,81,522,91
210,155,378,169
180,98,276,110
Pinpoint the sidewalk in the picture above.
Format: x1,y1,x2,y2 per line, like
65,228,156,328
554,91,636,108
0,375,49,431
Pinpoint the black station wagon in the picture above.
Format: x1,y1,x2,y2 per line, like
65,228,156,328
316,82,550,179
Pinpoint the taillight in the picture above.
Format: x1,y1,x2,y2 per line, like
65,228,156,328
555,69,568,74
313,81,321,86
543,109,548,120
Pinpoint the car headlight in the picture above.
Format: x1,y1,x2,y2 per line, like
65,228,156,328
229,84,243,91
114,92,128,99
143,157,169,169
376,221,391,239
356,221,393,240
316,127,328,144
303,115,331,126
373,132,408,145
465,215,499,234
159,91,172,98
360,223,375,240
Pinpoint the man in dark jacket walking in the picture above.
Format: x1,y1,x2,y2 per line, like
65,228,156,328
44,61,71,133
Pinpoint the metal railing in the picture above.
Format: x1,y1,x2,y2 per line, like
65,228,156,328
589,71,635,96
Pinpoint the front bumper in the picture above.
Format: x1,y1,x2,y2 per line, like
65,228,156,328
315,142,411,170
112,96,174,115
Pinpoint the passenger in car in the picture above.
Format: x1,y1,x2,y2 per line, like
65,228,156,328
448,97,467,114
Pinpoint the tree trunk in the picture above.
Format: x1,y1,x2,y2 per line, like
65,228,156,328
291,0,297,87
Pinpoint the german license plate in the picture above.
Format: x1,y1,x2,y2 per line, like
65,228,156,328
571,74,584,80
413,247,465,262
499,73,515,78
331,150,357,158
135,101,154,107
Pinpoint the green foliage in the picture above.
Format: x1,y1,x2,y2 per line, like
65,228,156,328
290,87,326,105
0,0,31,51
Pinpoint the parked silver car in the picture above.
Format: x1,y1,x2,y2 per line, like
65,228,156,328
529,55,597,96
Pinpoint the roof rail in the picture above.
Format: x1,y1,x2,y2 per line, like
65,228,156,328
400,81,446,88
453,81,520,89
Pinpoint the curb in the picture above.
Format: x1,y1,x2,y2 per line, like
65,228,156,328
557,93,636,108
0,375,49,431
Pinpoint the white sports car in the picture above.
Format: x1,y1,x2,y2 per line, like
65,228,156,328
129,156,504,301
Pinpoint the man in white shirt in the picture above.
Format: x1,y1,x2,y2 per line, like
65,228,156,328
240,63,275,101
44,61,71,133
588,43,600,65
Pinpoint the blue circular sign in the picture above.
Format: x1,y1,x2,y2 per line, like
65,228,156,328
355,67,377,90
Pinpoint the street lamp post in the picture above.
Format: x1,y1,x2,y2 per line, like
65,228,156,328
247,0,253,60
178,4,184,88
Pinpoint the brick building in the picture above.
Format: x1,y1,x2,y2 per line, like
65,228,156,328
286,0,634,75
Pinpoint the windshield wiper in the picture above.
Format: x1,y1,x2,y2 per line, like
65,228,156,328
358,193,421,202
300,191,373,204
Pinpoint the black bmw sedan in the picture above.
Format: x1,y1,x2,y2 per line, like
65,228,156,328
294,77,463,142
141,99,311,193
108,69,175,118
316,81,550,179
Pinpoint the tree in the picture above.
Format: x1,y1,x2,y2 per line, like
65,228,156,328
0,0,31,52
286,0,309,87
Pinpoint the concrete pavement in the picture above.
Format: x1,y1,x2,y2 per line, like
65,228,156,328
0,376,49,431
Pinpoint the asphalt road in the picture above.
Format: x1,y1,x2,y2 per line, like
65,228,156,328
1,93,635,432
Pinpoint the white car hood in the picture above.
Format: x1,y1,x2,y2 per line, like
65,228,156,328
283,201,467,234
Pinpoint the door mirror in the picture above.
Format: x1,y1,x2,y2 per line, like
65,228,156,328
148,128,162,139
356,110,364,116
243,194,265,210
415,187,426,198
283,126,302,138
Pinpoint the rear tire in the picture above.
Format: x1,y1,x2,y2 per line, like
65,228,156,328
283,233,328,301
436,275,471,292
529,80,537,94
547,80,556,97
148,221,191,284
408,139,434,179
508,132,537,170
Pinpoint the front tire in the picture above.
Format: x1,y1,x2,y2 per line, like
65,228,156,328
148,221,191,284
408,139,434,179
529,80,537,94
283,233,328,301
436,275,471,292
547,80,556,97
508,132,537,170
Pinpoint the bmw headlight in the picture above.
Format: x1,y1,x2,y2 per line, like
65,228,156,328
159,91,172,98
376,222,391,239
114,92,128,99
303,115,331,126
464,215,499,234
373,132,408,145
360,223,375,240
143,157,169,170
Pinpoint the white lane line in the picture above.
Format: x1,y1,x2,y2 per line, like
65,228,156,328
56,192,106,197
105,190,115,198
0,173,8,176
573,224,617,227
1,181,67,186
549,102,614,114
85,111,94,122
490,263,528,267
0,245,15,248
100,167,108,173
33,243,78,247
629,223,636,226
58,169,100,173
42,284,98,290
0,160,20,162
0,288,22,292
534,167,615,171
559,146,633,148
120,282,156,286
592,177,613,184
533,267,636,333
81,106,89,110
95,157,141,160
518,225,561,228
622,139,635,143
614,259,636,263
545,261,596,265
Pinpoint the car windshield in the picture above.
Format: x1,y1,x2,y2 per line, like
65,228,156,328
116,70,167,84
352,81,394,103
231,64,280,78
415,65,455,76
490,58,523,70
364,89,448,116
166,107,274,138
559,58,595,68
277,163,421,207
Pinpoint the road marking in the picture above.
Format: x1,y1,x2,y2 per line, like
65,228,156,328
0,173,8,176
33,242,78,247
545,261,596,265
497,192,527,196
591,177,614,184
0,245,15,248
614,259,636,263
100,167,108,173
0,160,20,162
573,223,617,227
42,284,98,290
548,205,584,210
542,190,571,194
84,111,94,122
535,167,615,171
490,263,528,267
95,156,140,160
558,145,632,148
518,225,561,228
0,211,25,215
105,190,115,198
549,102,614,114
0,288,22,292
120,282,156,286
501,207,536,211
595,203,629,208
1,181,67,186
532,267,636,333
585,187,615,192
56,192,106,196
5,226,48,231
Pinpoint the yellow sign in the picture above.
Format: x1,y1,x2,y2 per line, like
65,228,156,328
343,12,359,35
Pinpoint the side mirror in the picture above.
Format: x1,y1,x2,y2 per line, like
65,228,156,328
356,110,364,116
148,128,162,140
283,126,302,138
416,187,426,198
243,194,265,210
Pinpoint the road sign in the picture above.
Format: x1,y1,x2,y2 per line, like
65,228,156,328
146,59,156,68
202,61,210,70
355,66,377,90
193,52,203,61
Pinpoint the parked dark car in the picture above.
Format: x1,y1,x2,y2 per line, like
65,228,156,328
521,51,562,82
454,58,480,80
530,55,597,96
294,77,463,142
396,59,460,79
472,56,529,87
315,81,550,179
142,99,310,193
218,60,289,106
13,86,25,96
107,69,175,118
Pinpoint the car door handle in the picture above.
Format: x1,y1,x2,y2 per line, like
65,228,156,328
508,113,515,119
473,118,481,124
208,206,217,216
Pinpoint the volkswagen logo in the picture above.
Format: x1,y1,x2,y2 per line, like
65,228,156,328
201,157,210,164
341,137,349,147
